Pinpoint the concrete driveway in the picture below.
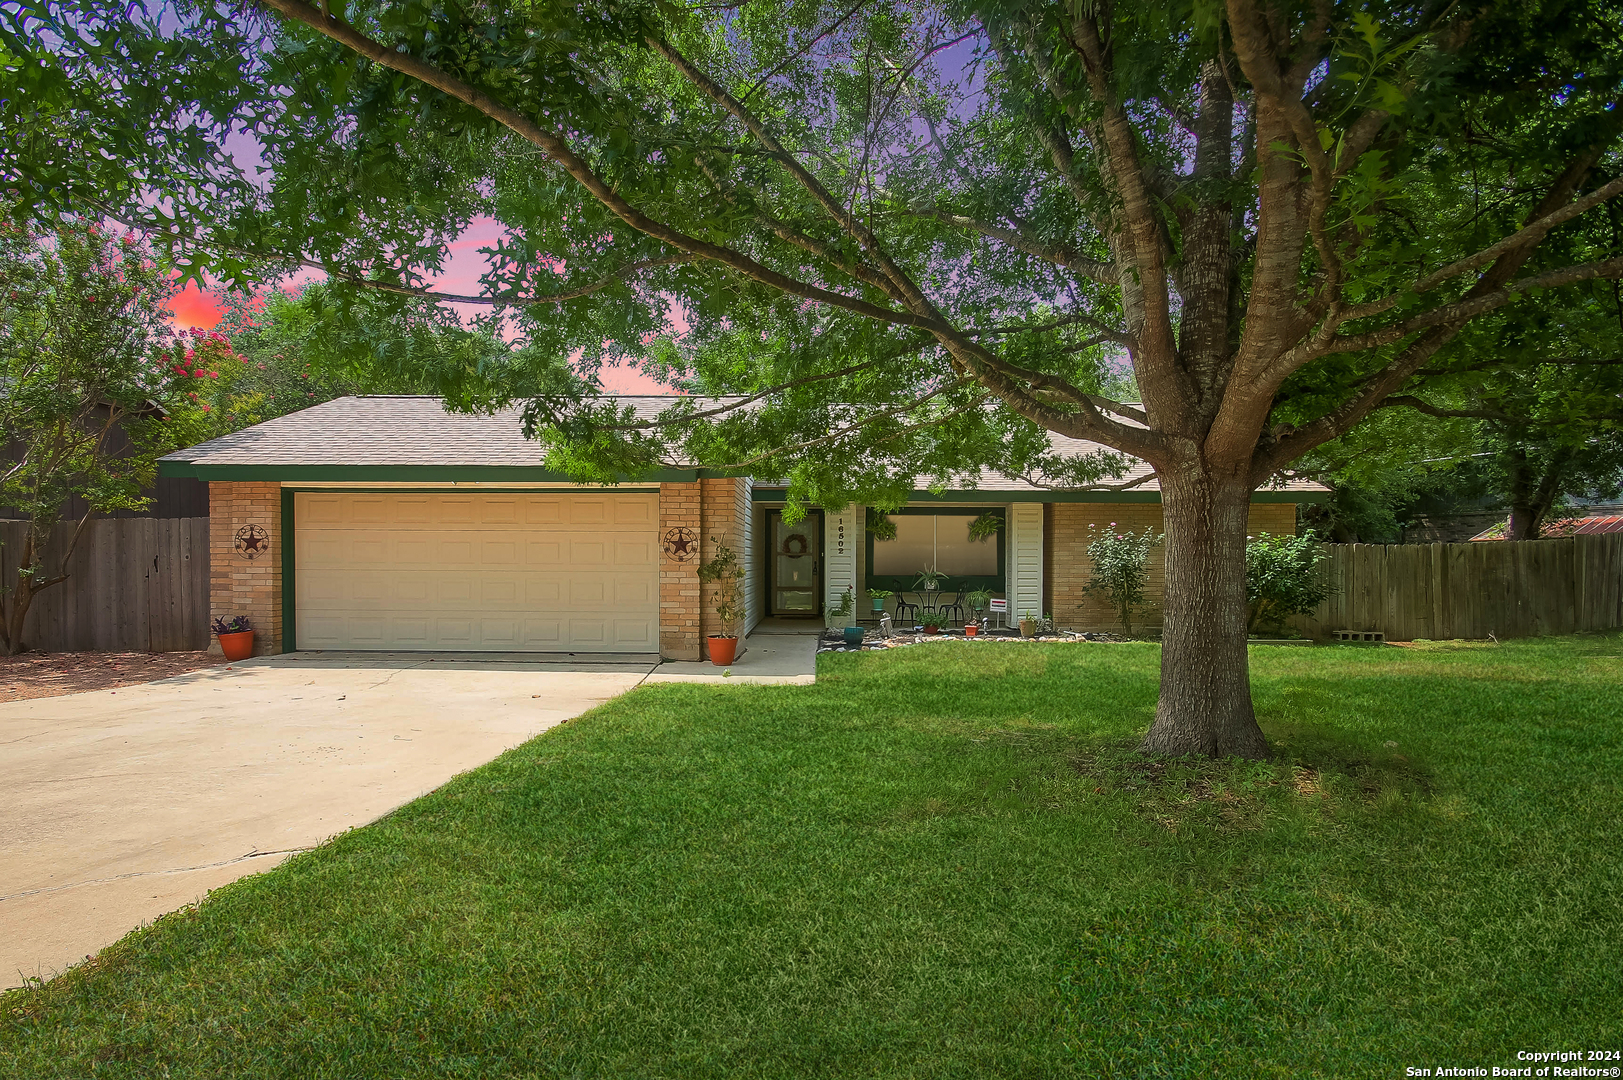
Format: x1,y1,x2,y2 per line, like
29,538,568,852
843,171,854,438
1,638,815,988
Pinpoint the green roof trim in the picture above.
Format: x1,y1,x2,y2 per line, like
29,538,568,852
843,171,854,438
159,461,699,483
750,486,1326,505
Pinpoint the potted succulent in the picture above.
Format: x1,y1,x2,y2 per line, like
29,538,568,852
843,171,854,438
866,587,892,613
696,535,745,666
212,615,254,660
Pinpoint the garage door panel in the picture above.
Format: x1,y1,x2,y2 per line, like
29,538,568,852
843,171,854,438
395,539,434,565
613,620,653,645
614,578,652,604
568,619,607,644
481,499,519,524
615,541,653,565
296,492,658,653
614,499,653,525
524,499,564,525
482,540,519,565
524,578,563,604
521,619,562,644
570,499,607,525
303,495,343,523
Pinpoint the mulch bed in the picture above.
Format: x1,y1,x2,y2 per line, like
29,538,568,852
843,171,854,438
0,651,228,702
816,628,1128,653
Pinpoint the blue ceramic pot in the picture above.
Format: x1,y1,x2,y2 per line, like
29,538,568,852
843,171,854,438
843,626,865,646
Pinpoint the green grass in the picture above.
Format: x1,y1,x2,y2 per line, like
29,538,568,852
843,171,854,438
4,637,1621,1078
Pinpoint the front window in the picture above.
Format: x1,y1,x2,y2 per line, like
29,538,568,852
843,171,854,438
867,510,1005,590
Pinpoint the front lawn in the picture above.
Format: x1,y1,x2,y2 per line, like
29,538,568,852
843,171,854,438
4,637,1620,1078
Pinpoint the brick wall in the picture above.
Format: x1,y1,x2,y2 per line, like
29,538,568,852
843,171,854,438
208,481,283,655
659,481,702,659
1046,501,1299,632
699,477,750,659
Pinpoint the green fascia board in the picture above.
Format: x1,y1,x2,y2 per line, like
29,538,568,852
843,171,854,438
160,462,699,483
751,486,1326,505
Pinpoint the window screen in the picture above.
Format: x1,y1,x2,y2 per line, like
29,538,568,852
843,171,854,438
872,515,998,576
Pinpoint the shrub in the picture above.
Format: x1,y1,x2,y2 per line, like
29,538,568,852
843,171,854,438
1245,532,1330,635
1082,523,1163,636
696,535,744,638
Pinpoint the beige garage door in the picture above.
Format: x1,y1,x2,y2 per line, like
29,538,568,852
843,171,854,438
295,491,659,652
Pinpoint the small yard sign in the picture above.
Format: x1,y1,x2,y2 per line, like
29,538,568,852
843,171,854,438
988,598,1008,613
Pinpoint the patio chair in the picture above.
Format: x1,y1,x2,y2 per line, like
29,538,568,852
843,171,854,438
894,591,921,624
933,590,966,626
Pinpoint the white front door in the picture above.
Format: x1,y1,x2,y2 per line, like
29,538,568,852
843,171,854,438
294,491,658,652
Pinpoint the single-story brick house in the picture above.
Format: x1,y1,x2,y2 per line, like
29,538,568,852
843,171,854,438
158,396,1326,658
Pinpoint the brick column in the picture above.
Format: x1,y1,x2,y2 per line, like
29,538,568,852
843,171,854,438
659,481,702,659
698,477,750,658
208,481,284,655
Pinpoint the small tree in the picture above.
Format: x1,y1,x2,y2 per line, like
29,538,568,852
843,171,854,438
0,219,183,655
1245,533,1332,636
1082,524,1163,637
695,535,744,640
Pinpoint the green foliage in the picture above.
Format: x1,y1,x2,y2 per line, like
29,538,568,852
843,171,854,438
1245,533,1332,636
825,587,856,629
966,511,1003,543
965,588,993,613
694,534,744,637
865,507,897,542
0,218,181,522
1082,524,1163,636
0,217,194,650
912,565,944,591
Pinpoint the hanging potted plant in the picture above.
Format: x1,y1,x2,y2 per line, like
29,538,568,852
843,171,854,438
212,615,254,660
696,535,744,666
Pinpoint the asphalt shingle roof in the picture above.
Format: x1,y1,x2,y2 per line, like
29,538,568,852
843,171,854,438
163,395,1327,495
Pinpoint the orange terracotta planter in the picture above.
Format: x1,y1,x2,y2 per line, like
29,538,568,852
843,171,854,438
708,636,739,666
217,630,255,661
964,624,978,637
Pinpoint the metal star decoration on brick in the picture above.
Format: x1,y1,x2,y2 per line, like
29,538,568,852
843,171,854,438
234,524,270,561
661,527,698,562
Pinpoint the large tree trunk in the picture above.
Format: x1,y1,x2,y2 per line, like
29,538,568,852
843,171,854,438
1140,470,1270,759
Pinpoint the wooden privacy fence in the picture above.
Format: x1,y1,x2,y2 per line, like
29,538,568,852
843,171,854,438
0,517,210,652
1291,532,1623,641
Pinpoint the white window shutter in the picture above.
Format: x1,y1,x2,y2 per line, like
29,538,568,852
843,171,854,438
1008,503,1044,618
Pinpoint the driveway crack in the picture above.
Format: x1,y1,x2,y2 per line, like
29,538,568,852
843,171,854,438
0,847,316,902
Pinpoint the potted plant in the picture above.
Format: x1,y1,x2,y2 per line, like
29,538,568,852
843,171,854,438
913,564,944,593
826,587,856,631
212,615,254,660
965,588,992,637
866,587,892,613
696,535,744,666
1019,611,1038,639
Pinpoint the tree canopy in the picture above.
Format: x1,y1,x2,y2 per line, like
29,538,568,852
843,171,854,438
8,0,1621,753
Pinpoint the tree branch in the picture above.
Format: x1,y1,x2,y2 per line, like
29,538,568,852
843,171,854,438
254,0,944,331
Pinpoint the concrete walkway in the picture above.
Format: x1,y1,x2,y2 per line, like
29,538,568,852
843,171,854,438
0,633,815,988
